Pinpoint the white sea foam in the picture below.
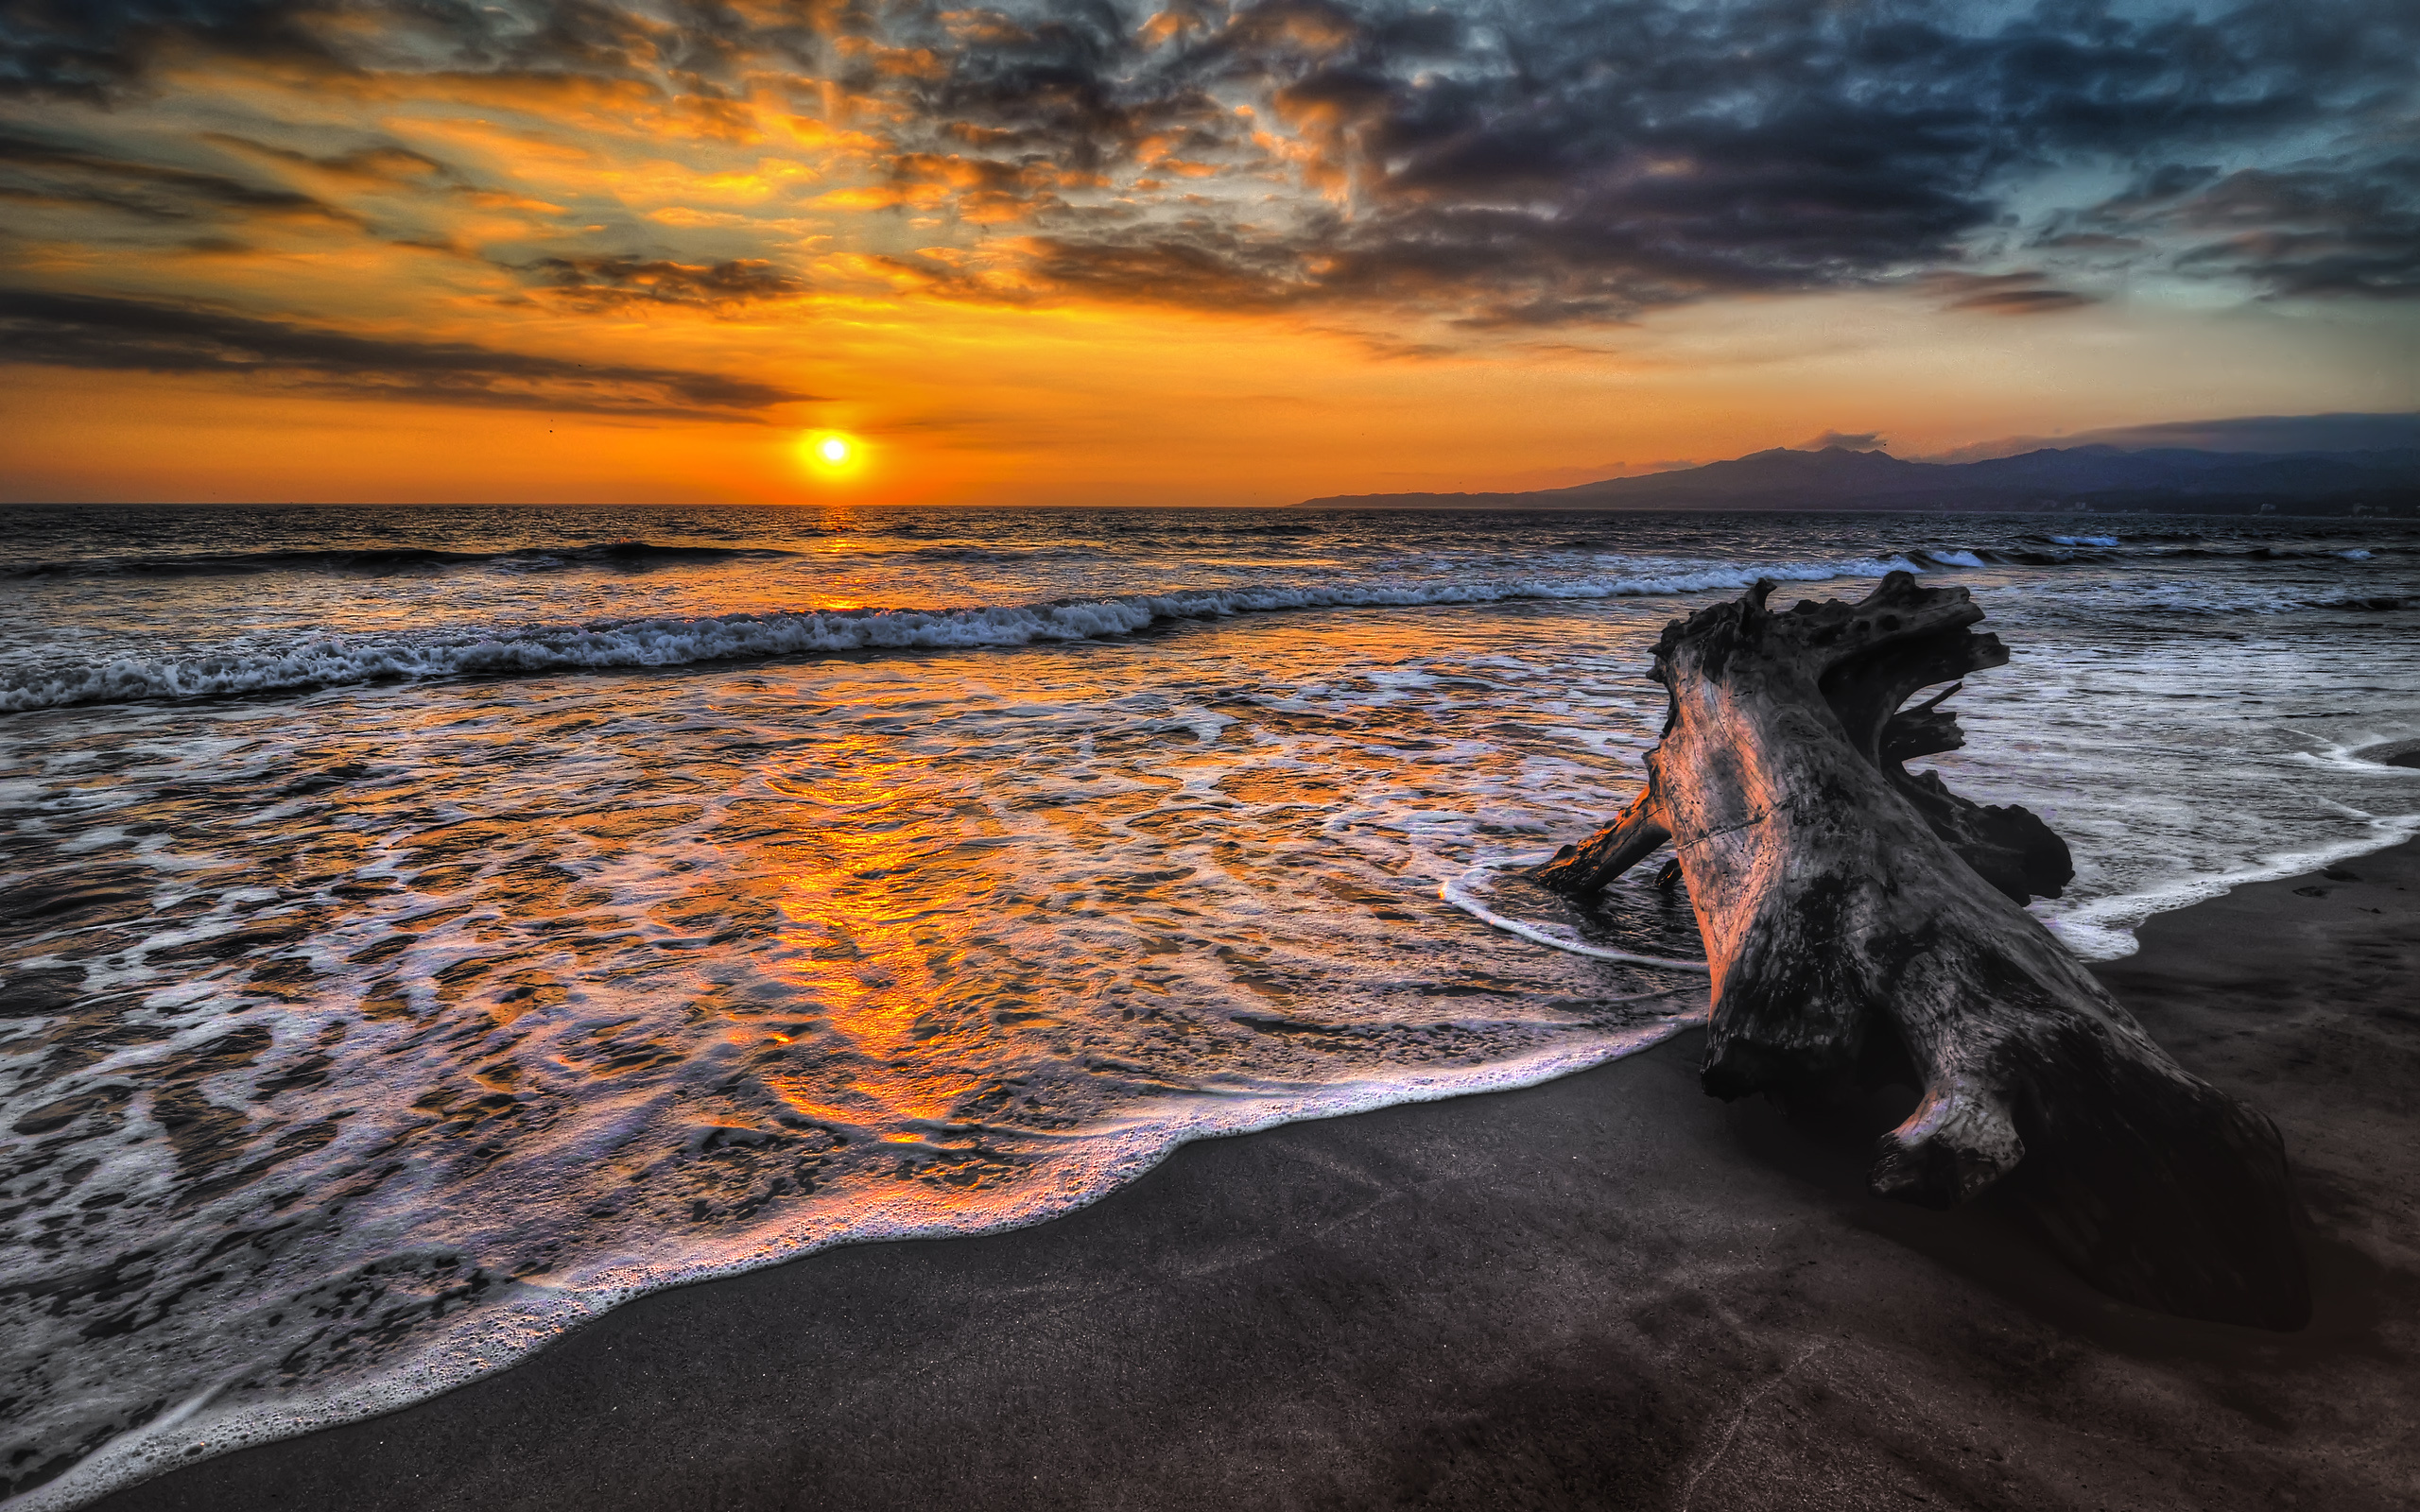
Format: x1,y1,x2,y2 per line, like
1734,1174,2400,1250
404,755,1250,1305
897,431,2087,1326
0,557,1915,713
2,1016,1702,1512
1439,863,1712,972
2039,814,2420,959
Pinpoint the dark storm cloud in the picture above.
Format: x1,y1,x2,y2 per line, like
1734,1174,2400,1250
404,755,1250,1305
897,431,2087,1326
4,0,2414,323
0,289,809,415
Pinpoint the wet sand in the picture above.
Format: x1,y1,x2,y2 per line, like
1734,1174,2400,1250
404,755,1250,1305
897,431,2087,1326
95,843,2420,1511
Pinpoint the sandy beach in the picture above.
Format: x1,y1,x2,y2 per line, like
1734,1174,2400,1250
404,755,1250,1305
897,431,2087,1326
79,840,2418,1512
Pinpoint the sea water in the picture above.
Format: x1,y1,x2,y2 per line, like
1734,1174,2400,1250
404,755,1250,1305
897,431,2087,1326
4,505,2416,1505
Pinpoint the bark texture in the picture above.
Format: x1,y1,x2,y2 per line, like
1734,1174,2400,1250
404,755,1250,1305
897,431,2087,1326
1534,573,2308,1330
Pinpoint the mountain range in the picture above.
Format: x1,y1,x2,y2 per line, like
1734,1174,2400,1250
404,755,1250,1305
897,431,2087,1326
1298,443,2420,515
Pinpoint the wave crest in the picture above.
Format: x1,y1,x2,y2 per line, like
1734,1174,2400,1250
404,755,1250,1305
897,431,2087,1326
0,558,1912,713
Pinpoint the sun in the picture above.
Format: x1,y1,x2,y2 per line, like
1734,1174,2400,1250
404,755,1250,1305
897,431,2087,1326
798,430,864,474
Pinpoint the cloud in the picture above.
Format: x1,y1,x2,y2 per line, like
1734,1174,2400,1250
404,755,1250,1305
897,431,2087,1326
1924,410,2420,462
2030,141,2420,300
1797,431,1889,453
1922,271,2100,316
0,289,810,417
199,132,454,187
2127,163,2420,300
0,1,340,101
838,0,2420,322
2,0,2414,338
518,255,808,310
1950,287,2100,313
0,128,361,226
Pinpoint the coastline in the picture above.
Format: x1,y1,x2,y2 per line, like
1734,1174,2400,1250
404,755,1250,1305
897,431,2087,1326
78,841,2420,1511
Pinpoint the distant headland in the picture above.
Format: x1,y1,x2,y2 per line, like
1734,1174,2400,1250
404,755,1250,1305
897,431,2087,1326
1298,411,2420,515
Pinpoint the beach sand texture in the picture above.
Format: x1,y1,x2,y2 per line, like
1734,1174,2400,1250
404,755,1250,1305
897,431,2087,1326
89,843,2420,1511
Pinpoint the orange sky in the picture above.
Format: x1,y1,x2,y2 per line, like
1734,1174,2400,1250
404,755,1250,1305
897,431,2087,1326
3,1,2414,506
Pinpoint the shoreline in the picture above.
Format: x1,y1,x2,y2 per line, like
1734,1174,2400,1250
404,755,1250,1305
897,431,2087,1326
67,840,2420,1511
2041,818,2420,960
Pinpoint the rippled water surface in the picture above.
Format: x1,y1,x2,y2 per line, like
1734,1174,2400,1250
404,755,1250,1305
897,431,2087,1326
5,504,2418,1507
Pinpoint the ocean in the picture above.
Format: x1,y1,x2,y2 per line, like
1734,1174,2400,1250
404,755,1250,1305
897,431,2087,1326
4,503,2417,1507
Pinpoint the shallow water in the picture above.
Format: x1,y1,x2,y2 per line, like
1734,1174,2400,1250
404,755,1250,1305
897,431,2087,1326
4,504,2417,1506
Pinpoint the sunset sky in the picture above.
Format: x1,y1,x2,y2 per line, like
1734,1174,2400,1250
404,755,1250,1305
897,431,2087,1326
3,0,2414,506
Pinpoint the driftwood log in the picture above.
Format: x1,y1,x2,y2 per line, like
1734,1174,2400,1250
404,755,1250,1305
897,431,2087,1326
1536,573,2308,1330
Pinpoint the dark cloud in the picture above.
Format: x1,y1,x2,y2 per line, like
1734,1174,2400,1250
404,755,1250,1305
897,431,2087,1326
1923,270,2100,315
0,288,809,416
982,219,1323,310
1926,410,2420,462
2,0,2413,326
1951,286,2100,313
199,132,454,187
2069,411,2420,453
0,128,360,225
858,0,2420,320
0,1,337,100
520,255,808,310
2084,161,2420,299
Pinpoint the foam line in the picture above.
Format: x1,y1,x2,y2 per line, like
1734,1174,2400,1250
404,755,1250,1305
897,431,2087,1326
2037,813,2420,960
1440,863,1712,972
17,540,2408,714
5,1019,1703,1512
0,556,1924,713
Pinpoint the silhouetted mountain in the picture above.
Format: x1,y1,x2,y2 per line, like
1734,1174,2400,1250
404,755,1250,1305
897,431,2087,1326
1299,443,2420,514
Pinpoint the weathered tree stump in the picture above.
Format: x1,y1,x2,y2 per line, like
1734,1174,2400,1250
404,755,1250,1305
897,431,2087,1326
1535,573,2308,1329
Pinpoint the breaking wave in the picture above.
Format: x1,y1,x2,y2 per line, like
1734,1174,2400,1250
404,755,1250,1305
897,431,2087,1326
0,557,1914,713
